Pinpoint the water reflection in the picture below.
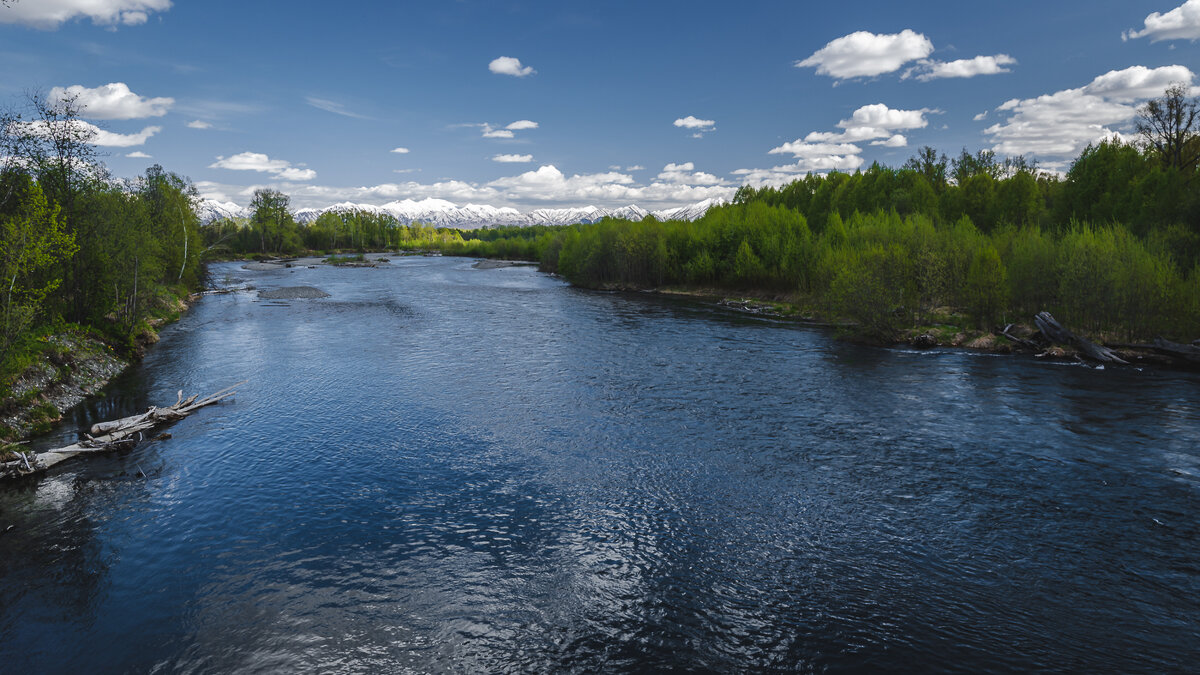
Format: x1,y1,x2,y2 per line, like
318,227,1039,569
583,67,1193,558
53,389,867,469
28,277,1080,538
1,257,1198,672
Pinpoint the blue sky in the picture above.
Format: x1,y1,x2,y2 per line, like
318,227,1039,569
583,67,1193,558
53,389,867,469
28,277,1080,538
2,0,1197,210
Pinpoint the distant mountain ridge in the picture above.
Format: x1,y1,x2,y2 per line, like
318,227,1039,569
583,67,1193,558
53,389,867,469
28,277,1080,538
195,197,726,228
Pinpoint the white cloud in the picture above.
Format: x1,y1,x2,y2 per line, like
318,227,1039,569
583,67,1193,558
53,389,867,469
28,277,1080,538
391,147,410,154
871,134,908,147
10,119,160,147
796,29,933,80
482,127,515,139
914,54,1016,81
973,111,989,121
674,115,715,130
769,141,863,158
488,56,535,77
125,151,152,158
493,154,533,163
733,155,868,187
1083,64,1194,101
1125,0,1200,42
187,120,212,129
626,165,645,171
838,103,931,131
49,82,173,120
505,120,539,130
0,0,172,29
209,152,316,181
656,162,728,186
738,103,925,182
984,64,1196,159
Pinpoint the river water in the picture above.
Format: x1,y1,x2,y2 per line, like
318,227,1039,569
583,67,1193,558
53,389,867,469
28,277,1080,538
1,257,1198,672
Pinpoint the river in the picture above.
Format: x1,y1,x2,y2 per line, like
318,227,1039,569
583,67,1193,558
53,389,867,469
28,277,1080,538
2,257,1198,672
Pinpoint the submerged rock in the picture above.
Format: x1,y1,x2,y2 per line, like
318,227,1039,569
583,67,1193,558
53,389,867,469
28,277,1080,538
911,333,938,349
258,286,330,300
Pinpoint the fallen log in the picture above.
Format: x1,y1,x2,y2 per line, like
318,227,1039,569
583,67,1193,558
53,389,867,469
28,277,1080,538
1109,337,1200,366
1034,312,1128,365
2,381,245,479
1001,323,1043,352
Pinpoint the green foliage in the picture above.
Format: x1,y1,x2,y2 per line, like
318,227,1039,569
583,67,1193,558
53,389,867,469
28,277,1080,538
0,178,77,360
965,245,1008,329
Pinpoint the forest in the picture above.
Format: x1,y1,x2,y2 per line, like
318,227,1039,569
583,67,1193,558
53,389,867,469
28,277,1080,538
435,87,1200,343
0,94,204,390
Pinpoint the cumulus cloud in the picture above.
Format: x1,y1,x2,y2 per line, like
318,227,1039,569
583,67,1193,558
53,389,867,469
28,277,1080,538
125,151,152,158
737,103,926,184
1124,0,1200,42
49,82,173,120
983,64,1195,159
209,152,316,181
656,162,728,186
10,118,160,147
674,115,716,130
871,134,908,147
187,120,212,129
769,141,863,158
489,56,535,77
482,127,514,139
796,29,933,80
0,0,172,28
391,147,410,154
505,120,539,130
912,54,1017,81
493,154,533,163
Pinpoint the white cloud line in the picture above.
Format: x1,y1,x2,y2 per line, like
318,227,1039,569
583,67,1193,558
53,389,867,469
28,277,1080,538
796,29,933,80
1124,0,1200,42
196,164,738,211
209,152,317,181
187,120,212,129
9,119,160,147
391,147,410,154
674,115,715,130
305,97,371,120
125,151,152,158
49,82,173,120
0,0,172,29
489,56,535,77
505,120,539,130
912,54,1017,81
492,154,533,163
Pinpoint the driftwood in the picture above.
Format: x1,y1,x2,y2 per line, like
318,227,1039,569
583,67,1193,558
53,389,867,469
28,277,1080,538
1001,323,1043,352
1110,337,1200,366
1034,312,1128,365
1,381,245,479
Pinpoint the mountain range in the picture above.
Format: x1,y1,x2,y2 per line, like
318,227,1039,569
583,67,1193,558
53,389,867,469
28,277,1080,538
195,197,726,228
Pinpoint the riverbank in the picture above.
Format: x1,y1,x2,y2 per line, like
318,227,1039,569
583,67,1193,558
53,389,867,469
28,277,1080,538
0,293,197,445
607,284,1197,370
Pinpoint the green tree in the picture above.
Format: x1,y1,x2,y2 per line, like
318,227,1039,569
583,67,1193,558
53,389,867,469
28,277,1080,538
965,245,1008,329
1136,83,1199,173
0,179,76,358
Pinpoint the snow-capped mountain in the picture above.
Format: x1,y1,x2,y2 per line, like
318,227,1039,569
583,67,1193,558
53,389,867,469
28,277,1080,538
195,199,251,222
199,197,726,228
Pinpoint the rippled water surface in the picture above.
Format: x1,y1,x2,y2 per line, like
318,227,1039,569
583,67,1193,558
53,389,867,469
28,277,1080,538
2,257,1199,672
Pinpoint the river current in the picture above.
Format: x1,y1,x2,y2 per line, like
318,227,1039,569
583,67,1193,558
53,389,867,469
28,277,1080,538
1,257,1198,672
